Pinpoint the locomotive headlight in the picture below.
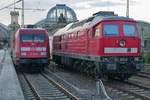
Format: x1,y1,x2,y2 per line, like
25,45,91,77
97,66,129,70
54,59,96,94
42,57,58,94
102,57,109,62
41,52,46,56
134,57,143,61
119,57,128,62
119,40,126,47
21,47,30,51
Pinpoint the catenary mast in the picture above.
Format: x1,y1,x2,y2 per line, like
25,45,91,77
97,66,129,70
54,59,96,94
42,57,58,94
126,0,129,17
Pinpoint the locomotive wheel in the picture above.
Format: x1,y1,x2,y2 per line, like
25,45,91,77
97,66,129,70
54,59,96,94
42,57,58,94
89,63,95,76
80,61,86,74
117,74,130,81
40,66,45,72
72,61,80,71
94,67,100,79
83,62,89,73
85,62,92,76
105,74,115,80
94,62,103,79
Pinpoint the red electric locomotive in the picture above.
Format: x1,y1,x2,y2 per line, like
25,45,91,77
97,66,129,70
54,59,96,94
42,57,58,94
11,28,50,71
52,11,143,80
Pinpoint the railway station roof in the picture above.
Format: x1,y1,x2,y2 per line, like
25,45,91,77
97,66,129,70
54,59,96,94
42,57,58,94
47,4,77,23
138,21,150,39
35,4,77,28
0,23,9,40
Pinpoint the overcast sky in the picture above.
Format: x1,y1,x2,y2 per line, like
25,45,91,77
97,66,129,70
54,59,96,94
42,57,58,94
0,0,149,25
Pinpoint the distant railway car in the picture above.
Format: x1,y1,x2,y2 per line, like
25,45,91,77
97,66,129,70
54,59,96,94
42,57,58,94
52,12,143,80
12,28,50,71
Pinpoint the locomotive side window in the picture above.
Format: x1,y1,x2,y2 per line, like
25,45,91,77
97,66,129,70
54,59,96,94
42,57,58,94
123,24,137,36
95,28,100,37
104,24,119,36
77,32,79,38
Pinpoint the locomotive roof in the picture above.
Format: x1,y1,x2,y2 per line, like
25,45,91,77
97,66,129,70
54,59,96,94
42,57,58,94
19,28,46,31
54,16,135,36
54,23,73,36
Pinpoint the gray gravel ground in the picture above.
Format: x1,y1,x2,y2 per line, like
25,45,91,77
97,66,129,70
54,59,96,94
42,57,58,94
47,63,141,100
143,64,150,73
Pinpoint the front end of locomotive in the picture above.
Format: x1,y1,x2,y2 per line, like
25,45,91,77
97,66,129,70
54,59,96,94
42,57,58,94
99,18,143,80
100,56,143,80
15,29,50,72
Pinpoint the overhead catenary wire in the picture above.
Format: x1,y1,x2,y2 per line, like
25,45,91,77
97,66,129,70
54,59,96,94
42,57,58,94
0,0,46,26
7,7,46,11
0,0,22,11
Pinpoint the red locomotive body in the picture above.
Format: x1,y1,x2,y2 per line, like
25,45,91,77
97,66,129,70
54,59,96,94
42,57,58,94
52,13,143,80
12,28,50,71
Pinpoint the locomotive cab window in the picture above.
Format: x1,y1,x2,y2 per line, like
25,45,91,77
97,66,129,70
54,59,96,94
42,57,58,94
21,34,33,42
21,33,45,43
34,34,45,43
104,24,119,36
123,24,137,36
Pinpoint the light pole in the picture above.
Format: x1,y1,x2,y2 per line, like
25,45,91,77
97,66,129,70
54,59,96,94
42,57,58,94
126,0,129,17
21,0,24,27
14,0,16,11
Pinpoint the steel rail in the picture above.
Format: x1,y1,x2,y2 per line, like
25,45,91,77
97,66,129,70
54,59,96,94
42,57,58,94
137,72,150,79
106,80,150,100
42,73,78,100
23,73,42,100
0,49,6,66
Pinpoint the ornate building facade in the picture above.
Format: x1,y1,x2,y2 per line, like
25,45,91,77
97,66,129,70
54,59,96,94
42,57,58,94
35,4,77,35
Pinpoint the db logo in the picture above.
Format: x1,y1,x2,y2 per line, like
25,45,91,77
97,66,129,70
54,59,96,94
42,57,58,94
31,47,35,51
119,40,126,47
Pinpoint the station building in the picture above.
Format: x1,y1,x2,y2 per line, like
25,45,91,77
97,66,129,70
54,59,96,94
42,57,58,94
138,21,150,52
35,4,77,35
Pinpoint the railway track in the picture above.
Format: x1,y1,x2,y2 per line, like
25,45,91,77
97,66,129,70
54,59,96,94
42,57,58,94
105,79,150,100
18,63,150,100
0,49,7,73
18,74,36,100
137,72,150,79
105,70,150,100
19,73,78,100
125,80,150,100
47,64,150,100
104,65,150,100
0,49,6,63
45,67,147,100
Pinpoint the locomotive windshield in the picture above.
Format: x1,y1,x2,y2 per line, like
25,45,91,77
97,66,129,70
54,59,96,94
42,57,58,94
33,34,45,43
104,24,119,36
21,33,45,43
21,34,33,42
123,24,137,36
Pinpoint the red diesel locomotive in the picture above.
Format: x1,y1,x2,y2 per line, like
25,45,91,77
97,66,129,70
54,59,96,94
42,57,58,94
11,28,50,71
52,12,143,80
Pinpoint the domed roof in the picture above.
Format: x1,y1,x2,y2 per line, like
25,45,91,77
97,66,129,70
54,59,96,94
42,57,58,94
47,4,77,23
